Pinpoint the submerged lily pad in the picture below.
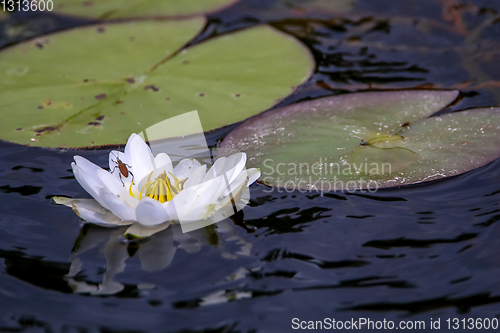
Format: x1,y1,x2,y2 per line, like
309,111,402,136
0,20,314,147
220,90,500,190
53,0,240,19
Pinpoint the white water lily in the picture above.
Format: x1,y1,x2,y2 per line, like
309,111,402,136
54,133,260,237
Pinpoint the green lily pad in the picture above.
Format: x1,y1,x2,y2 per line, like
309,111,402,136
0,20,314,148
220,90,500,190
53,0,240,19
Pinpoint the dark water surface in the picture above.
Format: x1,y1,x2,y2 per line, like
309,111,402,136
2,0,500,332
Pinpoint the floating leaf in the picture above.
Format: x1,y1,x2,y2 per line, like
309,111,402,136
221,90,500,190
0,21,314,147
53,0,240,19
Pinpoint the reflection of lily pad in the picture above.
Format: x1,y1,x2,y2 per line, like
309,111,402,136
53,0,240,19
0,21,314,148
221,90,500,190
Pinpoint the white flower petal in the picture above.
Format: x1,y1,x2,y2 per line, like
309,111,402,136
202,153,247,198
193,204,237,231
200,153,246,185
125,133,155,184
168,186,198,220
53,197,131,227
183,164,207,188
212,166,259,201
246,168,261,185
202,156,226,182
96,168,140,209
74,155,104,176
72,162,109,209
221,153,247,184
196,172,228,201
221,171,250,201
119,192,139,210
125,221,172,238
179,176,224,222
98,188,136,222
154,153,173,174
196,164,230,199
206,165,258,211
209,172,231,199
217,178,249,212
96,168,123,197
174,158,202,180
73,204,125,227
135,197,172,226
162,199,180,221
52,196,79,207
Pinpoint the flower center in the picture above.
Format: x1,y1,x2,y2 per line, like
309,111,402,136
137,171,185,203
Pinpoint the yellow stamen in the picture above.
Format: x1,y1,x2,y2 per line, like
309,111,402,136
164,172,174,201
168,172,184,195
138,171,187,203
139,172,154,200
129,181,136,198
136,171,187,203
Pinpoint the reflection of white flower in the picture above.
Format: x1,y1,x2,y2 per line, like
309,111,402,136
54,133,260,237
66,222,253,295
